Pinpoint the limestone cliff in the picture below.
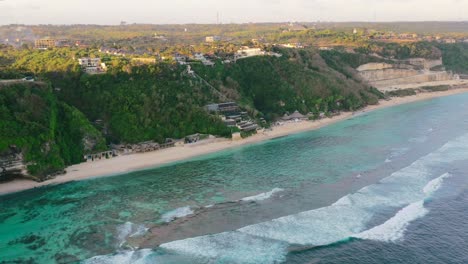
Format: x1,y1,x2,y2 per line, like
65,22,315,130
357,59,457,91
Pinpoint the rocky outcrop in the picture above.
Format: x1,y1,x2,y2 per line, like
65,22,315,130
371,71,457,89
0,146,27,182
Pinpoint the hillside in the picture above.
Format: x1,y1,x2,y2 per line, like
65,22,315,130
6,45,462,180
0,82,106,181
193,48,383,120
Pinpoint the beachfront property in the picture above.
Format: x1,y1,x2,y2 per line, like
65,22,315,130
206,102,239,113
78,58,107,74
111,140,178,156
83,151,116,162
206,36,221,43
238,121,258,132
281,110,308,122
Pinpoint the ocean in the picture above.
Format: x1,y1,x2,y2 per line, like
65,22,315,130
1,93,468,264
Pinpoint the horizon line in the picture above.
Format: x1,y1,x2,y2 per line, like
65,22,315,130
1,20,468,27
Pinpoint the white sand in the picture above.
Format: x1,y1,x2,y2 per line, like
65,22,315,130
1,88,468,195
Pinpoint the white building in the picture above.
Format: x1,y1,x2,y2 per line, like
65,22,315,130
193,53,215,66
235,47,282,61
78,58,106,74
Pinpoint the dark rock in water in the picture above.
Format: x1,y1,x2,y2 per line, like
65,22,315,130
0,211,17,223
54,253,79,264
1,257,36,264
8,234,46,250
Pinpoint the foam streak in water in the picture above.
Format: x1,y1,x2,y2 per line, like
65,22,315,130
117,222,149,248
241,188,284,202
161,206,194,223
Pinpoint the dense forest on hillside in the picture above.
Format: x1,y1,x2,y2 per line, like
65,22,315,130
193,48,383,120
437,43,468,74
1,41,467,178
0,83,106,179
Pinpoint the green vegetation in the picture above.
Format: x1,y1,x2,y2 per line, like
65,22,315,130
0,83,105,180
65,65,232,143
194,48,383,120
421,85,450,92
1,38,467,179
385,89,417,97
438,43,468,74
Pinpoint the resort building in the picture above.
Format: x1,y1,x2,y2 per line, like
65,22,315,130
205,102,239,113
281,111,308,122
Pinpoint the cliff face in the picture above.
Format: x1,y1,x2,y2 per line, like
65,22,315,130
357,59,456,91
0,146,27,182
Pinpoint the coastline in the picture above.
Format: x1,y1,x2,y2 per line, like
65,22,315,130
1,87,468,196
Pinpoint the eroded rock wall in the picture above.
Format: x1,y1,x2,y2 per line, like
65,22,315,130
0,147,27,182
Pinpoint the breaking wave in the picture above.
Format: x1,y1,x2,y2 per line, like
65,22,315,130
85,134,468,263
157,134,468,263
354,200,428,242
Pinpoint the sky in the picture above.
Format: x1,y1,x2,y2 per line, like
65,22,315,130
0,0,467,25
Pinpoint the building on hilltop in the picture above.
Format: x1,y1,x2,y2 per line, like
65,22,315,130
206,36,221,43
35,38,69,49
78,58,107,74
193,53,215,66
235,47,282,61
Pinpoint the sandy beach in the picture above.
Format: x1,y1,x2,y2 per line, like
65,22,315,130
2,87,468,195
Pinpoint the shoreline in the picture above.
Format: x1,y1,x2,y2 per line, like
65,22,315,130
1,87,468,196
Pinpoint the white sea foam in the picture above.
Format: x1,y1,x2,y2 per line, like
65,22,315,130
84,249,153,264
385,158,392,163
161,231,289,264
354,172,450,243
423,173,451,195
240,188,284,202
116,222,149,248
354,200,429,242
157,134,468,262
161,206,194,223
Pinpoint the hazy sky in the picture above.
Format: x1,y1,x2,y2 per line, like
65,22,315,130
0,0,467,25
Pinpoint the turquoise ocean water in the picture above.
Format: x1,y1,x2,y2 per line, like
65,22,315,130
2,93,468,263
